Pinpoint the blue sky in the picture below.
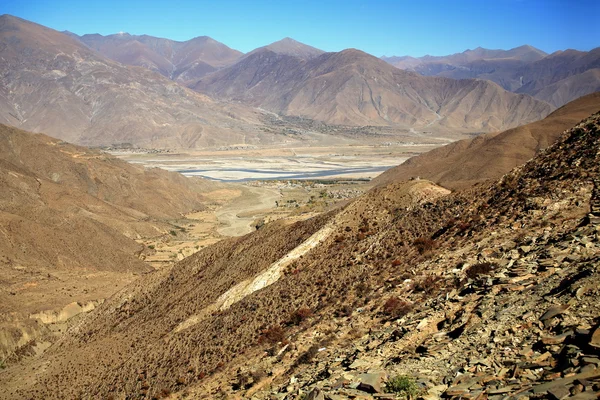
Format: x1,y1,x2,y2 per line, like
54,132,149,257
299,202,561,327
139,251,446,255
3,0,599,56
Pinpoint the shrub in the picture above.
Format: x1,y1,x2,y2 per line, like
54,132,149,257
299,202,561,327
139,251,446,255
465,262,497,279
258,325,285,344
295,344,320,365
147,245,155,250
386,375,419,397
382,297,413,319
414,275,441,294
169,230,177,236
413,237,435,255
288,307,312,325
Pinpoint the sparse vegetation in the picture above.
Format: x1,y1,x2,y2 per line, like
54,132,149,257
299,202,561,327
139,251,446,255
295,344,320,365
465,262,497,279
413,237,436,254
288,307,312,325
386,375,419,398
258,325,285,344
382,297,413,319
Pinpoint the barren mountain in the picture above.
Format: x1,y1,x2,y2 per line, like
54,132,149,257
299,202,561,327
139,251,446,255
2,110,599,399
195,48,552,131
373,92,600,190
515,48,600,106
73,32,242,82
0,15,269,148
383,45,600,107
244,37,325,60
382,45,548,69
0,123,219,360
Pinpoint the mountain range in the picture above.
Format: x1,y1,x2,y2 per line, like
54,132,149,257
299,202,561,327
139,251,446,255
0,15,266,148
70,32,242,83
194,47,552,130
382,45,600,108
3,14,587,149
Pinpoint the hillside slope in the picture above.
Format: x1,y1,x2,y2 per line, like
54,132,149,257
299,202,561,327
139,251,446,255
195,48,553,131
2,111,599,399
374,92,600,190
0,124,219,361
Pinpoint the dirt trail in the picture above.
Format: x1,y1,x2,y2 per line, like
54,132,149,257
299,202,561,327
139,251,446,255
215,186,281,236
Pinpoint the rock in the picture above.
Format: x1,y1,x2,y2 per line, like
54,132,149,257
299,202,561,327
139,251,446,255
539,304,571,326
548,386,571,400
532,368,600,393
305,387,325,400
590,325,600,348
541,330,573,345
356,372,386,394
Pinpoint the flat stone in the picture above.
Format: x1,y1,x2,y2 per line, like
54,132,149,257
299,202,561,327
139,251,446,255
581,357,600,366
540,304,570,322
445,384,471,396
548,386,570,400
306,387,325,400
357,372,386,394
590,326,600,348
487,386,516,394
541,330,573,345
532,368,600,393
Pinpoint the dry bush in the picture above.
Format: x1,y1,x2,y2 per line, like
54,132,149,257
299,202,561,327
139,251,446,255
288,307,312,325
334,304,353,317
295,344,320,366
382,297,413,319
413,237,436,254
465,262,497,279
415,275,441,294
258,325,285,344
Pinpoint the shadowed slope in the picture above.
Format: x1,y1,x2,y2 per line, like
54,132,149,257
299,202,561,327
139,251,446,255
373,92,600,190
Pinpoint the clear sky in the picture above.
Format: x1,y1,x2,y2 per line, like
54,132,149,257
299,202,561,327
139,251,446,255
3,0,599,57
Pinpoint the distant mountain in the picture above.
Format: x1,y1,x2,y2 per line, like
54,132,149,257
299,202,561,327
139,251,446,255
245,37,325,60
72,32,242,83
195,47,552,131
382,45,600,107
373,91,600,190
514,48,600,106
0,15,267,148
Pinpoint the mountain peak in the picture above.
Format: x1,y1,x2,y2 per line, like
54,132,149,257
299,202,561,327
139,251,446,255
257,37,325,59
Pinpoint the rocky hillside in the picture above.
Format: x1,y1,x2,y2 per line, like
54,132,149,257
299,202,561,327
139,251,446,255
195,48,553,131
383,45,600,108
2,111,599,399
374,92,600,190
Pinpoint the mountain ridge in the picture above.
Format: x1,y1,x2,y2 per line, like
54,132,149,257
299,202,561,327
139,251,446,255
195,47,553,131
